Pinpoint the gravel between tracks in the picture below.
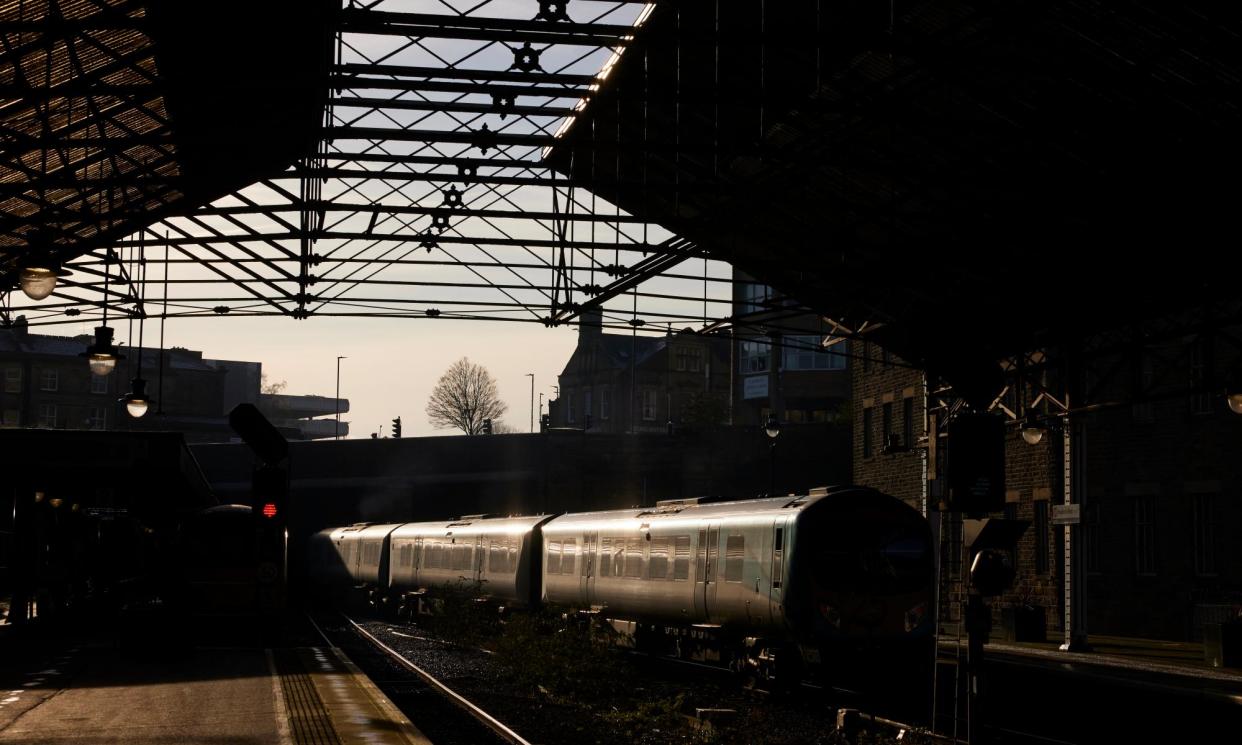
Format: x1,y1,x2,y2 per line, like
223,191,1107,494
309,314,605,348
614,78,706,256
352,617,857,745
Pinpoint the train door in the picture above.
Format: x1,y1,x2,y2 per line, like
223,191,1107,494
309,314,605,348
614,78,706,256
701,523,720,621
473,535,483,585
769,519,787,626
413,537,423,587
580,531,596,607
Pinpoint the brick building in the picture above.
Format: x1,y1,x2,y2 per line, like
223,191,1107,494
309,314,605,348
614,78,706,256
0,319,348,442
549,310,730,434
851,332,1242,642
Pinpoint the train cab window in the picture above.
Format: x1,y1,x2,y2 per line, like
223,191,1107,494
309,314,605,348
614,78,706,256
547,540,562,574
673,535,691,580
624,540,644,578
648,538,670,579
562,539,577,575
725,534,745,583
599,538,612,577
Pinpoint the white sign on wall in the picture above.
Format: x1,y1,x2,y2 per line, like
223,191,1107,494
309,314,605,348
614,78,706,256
743,375,769,400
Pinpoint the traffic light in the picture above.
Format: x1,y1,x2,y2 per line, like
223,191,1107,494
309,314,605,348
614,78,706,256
251,463,288,609
391,416,402,438
482,418,493,434
947,412,1005,514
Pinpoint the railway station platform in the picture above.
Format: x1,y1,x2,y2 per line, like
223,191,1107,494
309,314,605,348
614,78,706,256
0,628,429,745
940,630,1242,689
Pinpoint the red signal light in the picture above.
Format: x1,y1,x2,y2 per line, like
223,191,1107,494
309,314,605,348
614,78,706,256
262,502,278,519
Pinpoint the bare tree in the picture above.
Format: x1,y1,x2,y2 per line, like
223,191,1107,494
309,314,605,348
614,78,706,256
426,357,509,435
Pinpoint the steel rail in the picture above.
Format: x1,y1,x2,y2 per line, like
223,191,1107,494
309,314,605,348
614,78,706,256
339,614,534,745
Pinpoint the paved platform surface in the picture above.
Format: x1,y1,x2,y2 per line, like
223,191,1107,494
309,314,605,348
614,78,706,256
0,639,429,745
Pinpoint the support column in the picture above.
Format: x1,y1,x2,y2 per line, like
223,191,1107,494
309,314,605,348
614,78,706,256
1060,415,1090,651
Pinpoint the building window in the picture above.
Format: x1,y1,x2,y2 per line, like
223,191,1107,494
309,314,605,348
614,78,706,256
1189,338,1212,414
641,388,657,421
600,388,611,420
1134,495,1157,575
40,369,58,392
1193,493,1217,576
902,397,915,450
3,368,20,393
584,390,593,425
38,403,57,428
1083,503,1101,573
1131,352,1154,423
882,402,892,448
782,335,846,371
566,390,576,423
1034,500,1050,574
739,339,770,374
88,406,107,431
91,373,109,395
675,346,702,372
741,283,771,314
862,408,873,458
2,409,18,426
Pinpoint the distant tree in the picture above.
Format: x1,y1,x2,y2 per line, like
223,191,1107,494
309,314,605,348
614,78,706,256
490,420,517,434
260,373,287,395
426,357,509,435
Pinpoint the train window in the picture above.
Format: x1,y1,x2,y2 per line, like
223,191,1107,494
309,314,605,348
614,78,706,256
562,539,577,575
649,538,670,580
624,540,644,578
487,538,499,573
599,538,612,577
774,527,784,552
399,544,413,569
725,534,745,583
614,542,626,577
547,540,562,575
673,535,691,580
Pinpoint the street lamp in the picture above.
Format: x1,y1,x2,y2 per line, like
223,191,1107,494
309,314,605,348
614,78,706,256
1021,410,1045,445
17,249,71,302
336,356,347,440
121,377,151,418
765,415,781,494
81,325,123,376
525,373,534,433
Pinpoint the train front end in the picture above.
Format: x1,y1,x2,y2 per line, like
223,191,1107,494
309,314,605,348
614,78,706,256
785,488,935,671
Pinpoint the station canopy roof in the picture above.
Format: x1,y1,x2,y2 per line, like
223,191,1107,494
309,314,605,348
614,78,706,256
547,0,1242,395
0,0,333,286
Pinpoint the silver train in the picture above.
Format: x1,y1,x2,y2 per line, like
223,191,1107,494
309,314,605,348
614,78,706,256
307,486,933,680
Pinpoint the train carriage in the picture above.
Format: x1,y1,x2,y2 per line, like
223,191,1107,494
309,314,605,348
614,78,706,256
387,514,553,609
540,486,933,676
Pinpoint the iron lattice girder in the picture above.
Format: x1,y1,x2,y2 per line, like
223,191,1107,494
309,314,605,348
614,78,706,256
194,201,654,225
333,97,569,118
119,231,670,254
337,8,637,46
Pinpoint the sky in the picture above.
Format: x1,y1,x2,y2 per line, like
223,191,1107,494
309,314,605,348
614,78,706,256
57,312,581,439
18,1,722,439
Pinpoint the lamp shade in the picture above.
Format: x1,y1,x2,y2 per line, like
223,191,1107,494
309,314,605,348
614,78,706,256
19,267,58,300
121,377,153,419
81,326,122,376
1228,392,1242,416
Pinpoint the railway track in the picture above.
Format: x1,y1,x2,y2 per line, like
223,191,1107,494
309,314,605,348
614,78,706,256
307,611,530,745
